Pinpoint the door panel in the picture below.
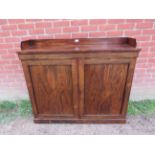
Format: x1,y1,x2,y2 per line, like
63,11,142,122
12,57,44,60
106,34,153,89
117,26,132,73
29,60,78,118
79,59,129,117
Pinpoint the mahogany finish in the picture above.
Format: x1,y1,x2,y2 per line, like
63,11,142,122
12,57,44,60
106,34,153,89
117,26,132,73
18,37,140,123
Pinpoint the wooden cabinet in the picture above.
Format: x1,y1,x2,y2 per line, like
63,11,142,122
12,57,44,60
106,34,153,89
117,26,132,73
18,38,140,123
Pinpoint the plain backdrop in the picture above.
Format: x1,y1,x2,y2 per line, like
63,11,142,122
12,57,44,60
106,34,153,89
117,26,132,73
0,0,155,154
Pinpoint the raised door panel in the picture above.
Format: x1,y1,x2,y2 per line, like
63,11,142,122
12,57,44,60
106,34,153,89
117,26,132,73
26,59,78,118
79,59,129,118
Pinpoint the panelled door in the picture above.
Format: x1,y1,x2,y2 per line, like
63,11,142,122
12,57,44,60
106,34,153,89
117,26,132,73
24,59,79,118
23,56,131,120
78,58,129,119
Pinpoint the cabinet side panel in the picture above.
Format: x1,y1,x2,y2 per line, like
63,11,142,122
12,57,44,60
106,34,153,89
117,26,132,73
22,64,38,115
84,63,128,115
121,59,137,115
30,65,74,116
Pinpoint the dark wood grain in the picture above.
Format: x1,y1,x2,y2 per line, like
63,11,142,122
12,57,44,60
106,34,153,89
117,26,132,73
18,37,140,123
84,63,128,116
19,37,141,53
21,37,137,50
121,59,137,115
30,65,75,116
22,64,38,116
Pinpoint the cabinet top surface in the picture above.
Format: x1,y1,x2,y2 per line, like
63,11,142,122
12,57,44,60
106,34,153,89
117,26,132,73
19,37,141,54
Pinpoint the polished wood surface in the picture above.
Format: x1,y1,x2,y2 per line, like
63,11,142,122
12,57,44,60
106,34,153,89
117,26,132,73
18,37,140,123
19,37,140,53
30,65,74,116
84,63,128,115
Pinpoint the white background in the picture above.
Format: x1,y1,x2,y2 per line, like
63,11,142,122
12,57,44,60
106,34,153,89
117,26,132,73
1,136,155,155
0,0,155,154
0,0,155,18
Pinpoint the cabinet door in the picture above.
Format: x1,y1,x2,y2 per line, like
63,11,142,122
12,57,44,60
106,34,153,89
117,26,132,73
24,59,78,118
78,58,129,119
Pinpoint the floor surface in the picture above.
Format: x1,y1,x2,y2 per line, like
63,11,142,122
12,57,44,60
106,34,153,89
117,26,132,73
0,115,155,134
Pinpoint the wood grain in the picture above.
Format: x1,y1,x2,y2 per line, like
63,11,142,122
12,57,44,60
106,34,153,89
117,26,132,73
18,38,140,123
83,63,128,116
30,65,75,116
21,37,138,50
